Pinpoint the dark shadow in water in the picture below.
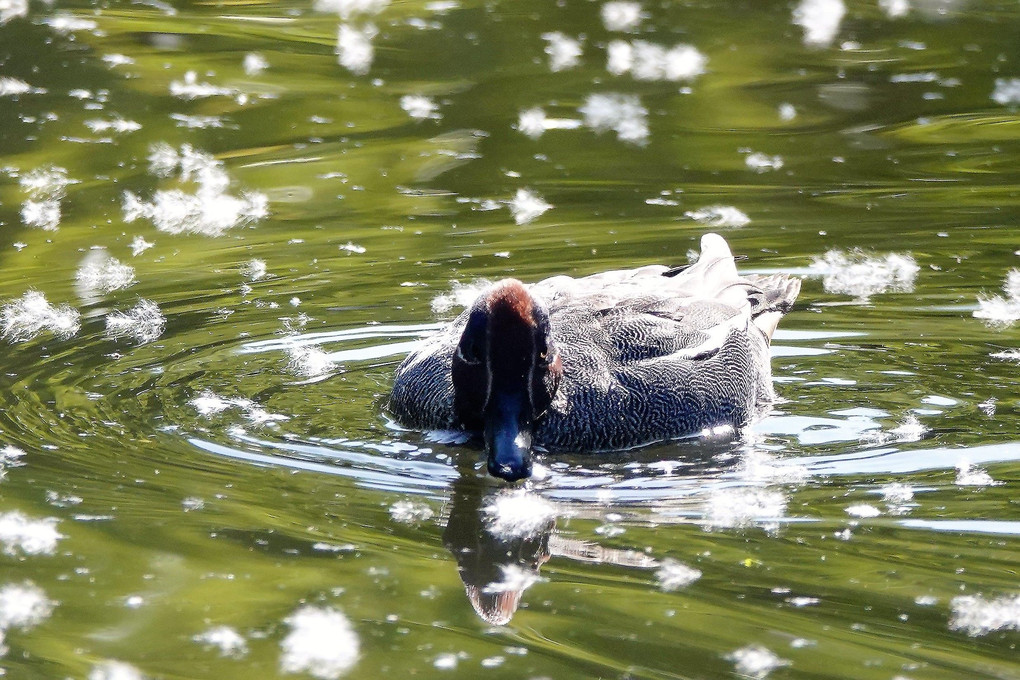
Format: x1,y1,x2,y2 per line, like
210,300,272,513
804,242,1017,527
442,470,553,625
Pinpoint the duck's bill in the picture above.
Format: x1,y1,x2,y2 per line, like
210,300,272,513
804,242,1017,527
484,394,533,482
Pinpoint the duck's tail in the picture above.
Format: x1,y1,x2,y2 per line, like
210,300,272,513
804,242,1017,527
681,234,802,331
744,273,801,342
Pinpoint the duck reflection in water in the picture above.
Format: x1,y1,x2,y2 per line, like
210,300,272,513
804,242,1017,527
442,469,656,625
443,471,551,625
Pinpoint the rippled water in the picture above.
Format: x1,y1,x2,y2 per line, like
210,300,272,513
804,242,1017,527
1,0,1019,678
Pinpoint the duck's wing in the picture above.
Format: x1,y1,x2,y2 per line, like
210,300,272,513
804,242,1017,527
536,233,799,362
532,233,742,312
532,233,748,310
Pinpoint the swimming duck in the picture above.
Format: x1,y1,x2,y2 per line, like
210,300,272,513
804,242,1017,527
389,233,800,482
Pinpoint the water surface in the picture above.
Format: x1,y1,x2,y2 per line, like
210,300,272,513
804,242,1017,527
1,0,1019,678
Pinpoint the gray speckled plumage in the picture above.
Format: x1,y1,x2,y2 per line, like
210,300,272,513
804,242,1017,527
389,233,800,453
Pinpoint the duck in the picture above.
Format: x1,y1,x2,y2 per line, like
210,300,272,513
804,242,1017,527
389,233,801,482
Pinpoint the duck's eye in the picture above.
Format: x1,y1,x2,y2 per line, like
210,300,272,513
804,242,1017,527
456,341,482,365
456,308,487,364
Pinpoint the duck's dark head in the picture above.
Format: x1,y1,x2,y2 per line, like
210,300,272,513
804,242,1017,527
452,279,562,482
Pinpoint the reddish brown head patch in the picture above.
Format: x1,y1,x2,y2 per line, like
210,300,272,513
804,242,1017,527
486,279,535,327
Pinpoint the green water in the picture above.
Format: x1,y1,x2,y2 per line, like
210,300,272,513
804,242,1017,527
1,0,1019,678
